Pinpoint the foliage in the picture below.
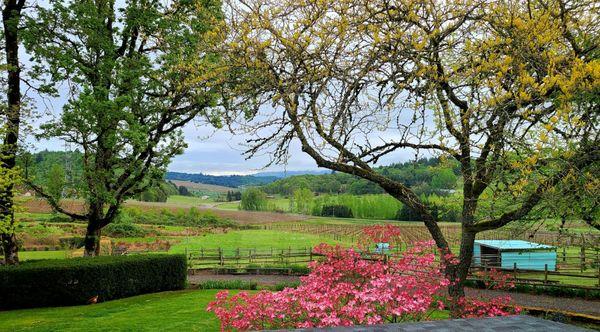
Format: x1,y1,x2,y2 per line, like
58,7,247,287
313,195,400,219
103,222,147,238
320,205,354,218
240,188,268,211
196,280,258,290
291,188,314,214
138,181,178,203
166,171,277,188
0,254,186,309
226,190,242,201
222,0,599,308
45,164,65,203
18,150,83,197
262,158,459,196
178,185,191,197
117,207,236,228
208,242,447,330
22,0,226,255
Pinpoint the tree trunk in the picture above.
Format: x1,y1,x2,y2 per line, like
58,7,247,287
83,223,101,256
1,231,19,265
1,0,25,265
447,230,476,318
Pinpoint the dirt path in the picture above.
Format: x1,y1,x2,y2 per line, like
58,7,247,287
188,272,600,317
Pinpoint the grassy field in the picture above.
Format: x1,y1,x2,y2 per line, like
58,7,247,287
0,288,450,332
166,195,211,205
0,289,229,332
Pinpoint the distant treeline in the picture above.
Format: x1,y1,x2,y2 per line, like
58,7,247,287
262,157,460,196
165,171,278,188
17,150,178,202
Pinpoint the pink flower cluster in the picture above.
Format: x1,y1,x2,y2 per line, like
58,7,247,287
453,296,521,318
207,242,447,331
360,224,403,249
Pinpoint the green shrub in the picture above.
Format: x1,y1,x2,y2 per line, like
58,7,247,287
271,281,301,291
0,254,187,310
196,280,257,290
320,205,354,218
59,236,85,249
103,222,148,238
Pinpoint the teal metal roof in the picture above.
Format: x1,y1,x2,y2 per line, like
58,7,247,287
475,240,555,251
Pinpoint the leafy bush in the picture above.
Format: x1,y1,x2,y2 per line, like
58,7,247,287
103,222,148,238
0,254,187,309
116,208,236,228
196,280,258,290
59,236,85,249
320,205,354,218
311,194,401,219
240,188,268,211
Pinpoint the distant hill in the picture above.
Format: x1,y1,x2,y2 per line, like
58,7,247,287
165,171,277,188
254,170,331,178
168,180,232,193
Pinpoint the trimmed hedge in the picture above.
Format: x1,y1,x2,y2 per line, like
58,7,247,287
0,254,187,310
320,205,354,218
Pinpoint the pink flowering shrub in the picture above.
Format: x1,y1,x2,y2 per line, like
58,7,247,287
360,225,403,250
208,229,520,330
207,242,447,331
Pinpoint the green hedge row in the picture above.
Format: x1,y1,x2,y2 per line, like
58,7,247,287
465,279,600,300
0,254,187,310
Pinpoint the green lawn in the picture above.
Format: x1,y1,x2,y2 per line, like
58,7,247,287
168,229,353,252
0,289,228,332
0,288,450,331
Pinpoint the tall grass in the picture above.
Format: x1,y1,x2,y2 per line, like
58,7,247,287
311,194,402,220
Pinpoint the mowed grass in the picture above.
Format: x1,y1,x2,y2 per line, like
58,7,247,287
168,229,353,252
0,289,229,332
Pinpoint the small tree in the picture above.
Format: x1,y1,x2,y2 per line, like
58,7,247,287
178,186,191,197
292,188,314,214
223,0,599,314
45,164,65,203
24,0,225,256
240,188,267,211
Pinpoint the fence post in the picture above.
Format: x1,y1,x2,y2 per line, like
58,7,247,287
544,264,548,284
513,262,517,280
581,246,586,272
562,247,566,263
219,247,223,266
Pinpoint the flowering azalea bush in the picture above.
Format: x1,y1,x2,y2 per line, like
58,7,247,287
207,227,519,330
208,242,447,330
360,224,403,249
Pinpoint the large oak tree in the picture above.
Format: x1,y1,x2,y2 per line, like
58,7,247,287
25,0,225,256
0,0,26,265
223,0,599,313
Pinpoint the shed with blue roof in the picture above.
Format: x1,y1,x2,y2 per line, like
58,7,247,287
473,240,556,271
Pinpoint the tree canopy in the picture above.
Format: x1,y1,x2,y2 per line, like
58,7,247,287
222,0,599,312
24,0,226,255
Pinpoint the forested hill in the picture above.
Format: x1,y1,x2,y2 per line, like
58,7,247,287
261,157,461,196
165,172,278,188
